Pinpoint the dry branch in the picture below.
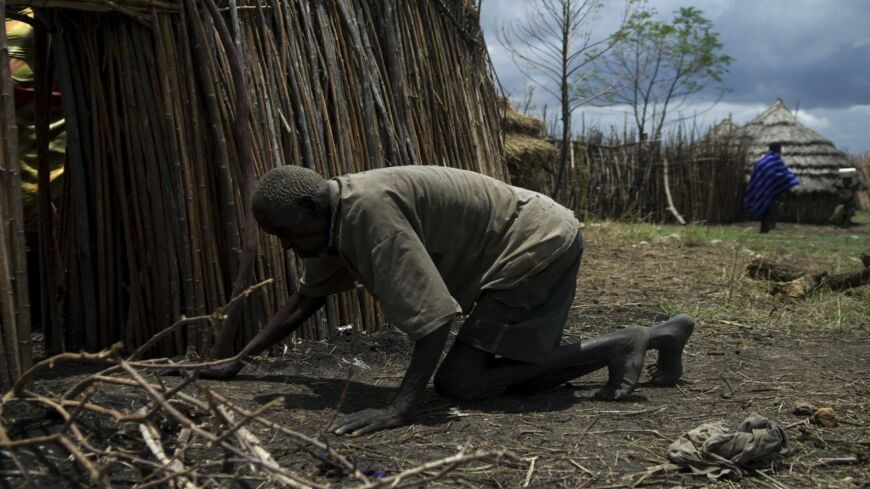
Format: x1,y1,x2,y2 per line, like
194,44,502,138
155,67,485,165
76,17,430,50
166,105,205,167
0,283,519,487
662,158,686,225
747,257,806,282
748,256,870,298
1,352,519,487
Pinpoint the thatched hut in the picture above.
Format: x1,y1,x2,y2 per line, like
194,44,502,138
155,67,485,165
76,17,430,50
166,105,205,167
501,99,556,194
741,99,849,223
858,161,870,211
704,115,741,143
0,0,507,382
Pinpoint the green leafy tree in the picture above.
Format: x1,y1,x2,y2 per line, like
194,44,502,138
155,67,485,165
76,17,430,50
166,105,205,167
497,0,635,199
591,6,733,141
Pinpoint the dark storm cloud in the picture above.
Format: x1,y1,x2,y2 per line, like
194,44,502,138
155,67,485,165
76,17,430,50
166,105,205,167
483,0,870,108
712,0,870,109
480,1,870,151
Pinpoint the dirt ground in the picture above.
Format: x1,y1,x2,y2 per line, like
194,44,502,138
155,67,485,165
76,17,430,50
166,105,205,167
3,221,868,488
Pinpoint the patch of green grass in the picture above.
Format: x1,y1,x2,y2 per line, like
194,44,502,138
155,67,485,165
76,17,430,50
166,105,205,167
659,275,870,334
585,218,869,333
584,217,868,261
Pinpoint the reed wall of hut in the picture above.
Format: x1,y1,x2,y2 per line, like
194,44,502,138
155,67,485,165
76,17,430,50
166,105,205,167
0,11,32,387
6,0,506,360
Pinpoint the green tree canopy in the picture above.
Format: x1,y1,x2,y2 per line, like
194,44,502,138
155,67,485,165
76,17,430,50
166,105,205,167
587,5,733,141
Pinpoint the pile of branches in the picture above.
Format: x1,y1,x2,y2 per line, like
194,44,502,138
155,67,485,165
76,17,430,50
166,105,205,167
0,285,516,488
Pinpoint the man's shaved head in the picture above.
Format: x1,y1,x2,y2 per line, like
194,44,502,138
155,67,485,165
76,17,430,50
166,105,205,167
252,165,329,228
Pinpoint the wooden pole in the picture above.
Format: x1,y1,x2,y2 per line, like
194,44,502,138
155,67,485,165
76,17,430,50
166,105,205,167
0,1,32,384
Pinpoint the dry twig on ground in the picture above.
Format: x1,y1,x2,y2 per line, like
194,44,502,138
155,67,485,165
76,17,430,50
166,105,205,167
0,279,517,487
747,256,870,298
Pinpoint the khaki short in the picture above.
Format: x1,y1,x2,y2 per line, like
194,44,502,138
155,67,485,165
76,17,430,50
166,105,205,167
456,232,583,364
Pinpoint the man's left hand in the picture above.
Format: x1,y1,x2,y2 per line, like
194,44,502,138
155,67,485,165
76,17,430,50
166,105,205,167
329,407,407,436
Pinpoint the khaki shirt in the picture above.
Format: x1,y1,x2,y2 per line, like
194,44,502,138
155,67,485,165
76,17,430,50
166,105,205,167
298,166,579,341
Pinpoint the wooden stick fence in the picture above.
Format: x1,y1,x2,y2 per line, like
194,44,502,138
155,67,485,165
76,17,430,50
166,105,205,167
570,137,748,223
5,0,505,361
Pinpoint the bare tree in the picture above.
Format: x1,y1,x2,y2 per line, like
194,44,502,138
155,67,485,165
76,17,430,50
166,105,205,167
498,0,635,199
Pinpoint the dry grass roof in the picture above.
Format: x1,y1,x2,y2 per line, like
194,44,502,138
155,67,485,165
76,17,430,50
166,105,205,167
504,133,558,165
500,98,545,137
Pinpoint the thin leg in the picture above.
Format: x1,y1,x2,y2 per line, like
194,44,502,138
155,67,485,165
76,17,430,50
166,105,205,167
508,314,695,394
434,326,649,401
760,212,772,233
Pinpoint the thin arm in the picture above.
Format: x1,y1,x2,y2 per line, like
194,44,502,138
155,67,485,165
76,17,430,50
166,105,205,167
237,292,326,358
390,320,452,415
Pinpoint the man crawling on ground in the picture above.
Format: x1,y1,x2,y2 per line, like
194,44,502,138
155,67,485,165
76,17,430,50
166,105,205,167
196,165,695,436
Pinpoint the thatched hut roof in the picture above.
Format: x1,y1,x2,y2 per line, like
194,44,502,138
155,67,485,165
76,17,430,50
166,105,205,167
704,115,744,143
500,100,555,193
504,110,545,137
499,97,544,137
741,99,848,193
504,133,558,165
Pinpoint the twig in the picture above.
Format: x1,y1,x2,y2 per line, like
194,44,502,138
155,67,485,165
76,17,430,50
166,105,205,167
523,456,538,487
783,419,810,429
201,387,282,445
569,458,595,476
587,429,669,440
358,450,520,489
210,390,366,482
662,158,686,225
129,278,273,361
721,374,736,398
2,448,38,489
390,440,472,489
58,435,111,488
581,416,600,435
814,457,860,467
6,344,122,396
116,357,322,488
751,468,791,489
139,423,197,489
320,367,353,438
630,464,680,488
215,403,300,488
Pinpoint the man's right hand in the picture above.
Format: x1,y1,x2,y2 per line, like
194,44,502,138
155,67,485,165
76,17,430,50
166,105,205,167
195,360,245,380
158,360,244,380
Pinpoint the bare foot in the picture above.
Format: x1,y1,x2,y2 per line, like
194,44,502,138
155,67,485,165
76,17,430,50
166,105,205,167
647,314,695,386
595,326,649,400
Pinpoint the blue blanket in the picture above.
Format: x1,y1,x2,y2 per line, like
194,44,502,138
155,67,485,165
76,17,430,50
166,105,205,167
744,152,799,216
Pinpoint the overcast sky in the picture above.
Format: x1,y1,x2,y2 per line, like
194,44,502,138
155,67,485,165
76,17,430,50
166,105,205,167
480,0,870,153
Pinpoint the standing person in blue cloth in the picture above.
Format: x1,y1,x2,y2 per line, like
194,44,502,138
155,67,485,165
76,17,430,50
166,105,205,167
744,143,799,233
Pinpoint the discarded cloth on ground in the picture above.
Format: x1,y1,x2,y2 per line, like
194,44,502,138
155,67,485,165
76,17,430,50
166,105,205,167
667,415,787,479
